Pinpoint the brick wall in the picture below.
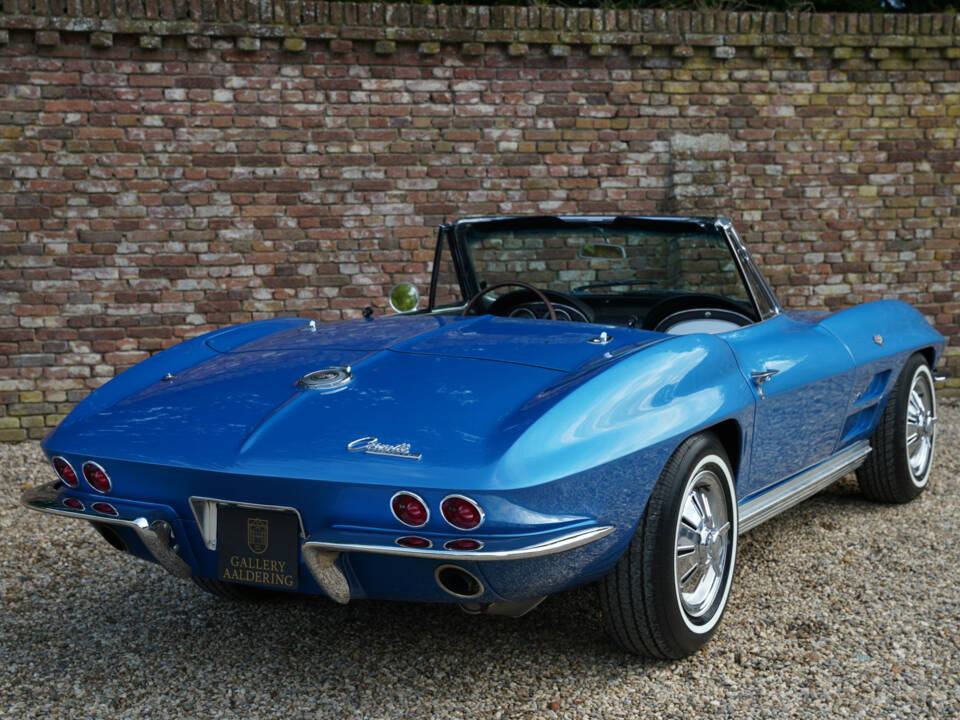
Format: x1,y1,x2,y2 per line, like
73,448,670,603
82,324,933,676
1,3,958,440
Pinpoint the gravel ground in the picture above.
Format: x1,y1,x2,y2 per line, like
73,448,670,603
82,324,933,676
2,405,958,720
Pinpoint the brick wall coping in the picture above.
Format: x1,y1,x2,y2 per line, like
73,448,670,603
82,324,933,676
1,3,959,51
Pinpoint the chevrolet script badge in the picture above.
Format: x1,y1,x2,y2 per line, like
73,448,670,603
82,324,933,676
347,436,422,460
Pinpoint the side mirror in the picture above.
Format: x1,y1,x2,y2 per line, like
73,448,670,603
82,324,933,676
579,242,626,260
389,283,420,313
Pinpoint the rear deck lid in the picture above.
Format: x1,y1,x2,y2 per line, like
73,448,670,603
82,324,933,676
206,314,663,373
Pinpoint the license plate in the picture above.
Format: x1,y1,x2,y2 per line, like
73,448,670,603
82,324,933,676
217,506,299,591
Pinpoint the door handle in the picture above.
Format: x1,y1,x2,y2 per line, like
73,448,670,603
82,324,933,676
750,369,779,399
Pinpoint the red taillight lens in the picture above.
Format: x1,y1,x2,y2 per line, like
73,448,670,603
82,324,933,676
441,495,484,530
396,536,431,549
62,497,84,511
91,502,118,516
53,457,78,487
444,538,483,551
391,492,429,527
82,462,111,493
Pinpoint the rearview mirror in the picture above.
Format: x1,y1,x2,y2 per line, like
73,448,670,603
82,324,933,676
389,283,419,313
579,242,626,260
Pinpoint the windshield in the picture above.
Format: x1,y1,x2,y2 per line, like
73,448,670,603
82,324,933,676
462,223,751,303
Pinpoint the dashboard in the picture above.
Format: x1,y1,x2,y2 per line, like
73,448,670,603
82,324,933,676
488,289,756,335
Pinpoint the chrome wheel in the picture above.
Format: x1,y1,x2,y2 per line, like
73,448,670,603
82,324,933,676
675,468,731,619
905,365,936,485
601,436,736,657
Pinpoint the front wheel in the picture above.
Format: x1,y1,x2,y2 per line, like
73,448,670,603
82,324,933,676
600,433,738,658
857,353,937,503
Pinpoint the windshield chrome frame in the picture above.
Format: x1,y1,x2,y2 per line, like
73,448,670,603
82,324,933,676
713,217,781,320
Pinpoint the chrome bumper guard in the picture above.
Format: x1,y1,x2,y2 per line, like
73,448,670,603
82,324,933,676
20,481,192,579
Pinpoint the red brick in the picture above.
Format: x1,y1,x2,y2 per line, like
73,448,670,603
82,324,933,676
0,11,957,432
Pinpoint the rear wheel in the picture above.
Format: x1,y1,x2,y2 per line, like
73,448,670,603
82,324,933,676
857,353,937,503
600,433,738,658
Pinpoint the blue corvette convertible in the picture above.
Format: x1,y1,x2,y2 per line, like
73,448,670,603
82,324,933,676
23,215,944,658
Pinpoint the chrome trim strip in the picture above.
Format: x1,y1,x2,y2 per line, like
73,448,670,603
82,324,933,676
189,496,308,551
738,441,871,534
302,525,615,562
21,482,192,578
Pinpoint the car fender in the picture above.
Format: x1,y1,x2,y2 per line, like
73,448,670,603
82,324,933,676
813,300,945,445
815,300,944,370
496,333,756,537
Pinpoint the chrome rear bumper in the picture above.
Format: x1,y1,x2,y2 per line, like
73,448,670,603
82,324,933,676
23,481,617,605
302,525,616,562
20,481,192,579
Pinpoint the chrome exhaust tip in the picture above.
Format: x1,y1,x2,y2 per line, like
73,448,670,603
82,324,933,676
92,522,129,553
435,565,484,599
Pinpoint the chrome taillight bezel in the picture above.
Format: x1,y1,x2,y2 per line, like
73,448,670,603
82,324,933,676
395,535,433,549
439,494,485,531
390,491,430,528
443,538,484,552
52,456,78,488
82,461,112,494
90,501,118,516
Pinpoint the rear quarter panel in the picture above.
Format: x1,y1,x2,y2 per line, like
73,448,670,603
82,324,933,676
497,333,756,536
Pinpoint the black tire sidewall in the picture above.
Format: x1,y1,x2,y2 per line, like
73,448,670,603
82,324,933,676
649,434,738,656
892,356,936,491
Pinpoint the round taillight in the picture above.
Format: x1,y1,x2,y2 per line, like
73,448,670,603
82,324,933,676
62,497,84,511
440,495,484,531
91,502,118,516
444,538,483,552
396,536,432,549
82,462,111,493
53,457,78,487
391,492,429,528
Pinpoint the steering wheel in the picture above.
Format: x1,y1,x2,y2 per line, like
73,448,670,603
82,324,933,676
462,281,557,321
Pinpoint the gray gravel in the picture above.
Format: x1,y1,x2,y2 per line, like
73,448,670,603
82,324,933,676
2,405,958,720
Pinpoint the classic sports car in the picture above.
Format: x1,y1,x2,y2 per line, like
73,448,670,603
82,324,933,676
23,216,945,659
